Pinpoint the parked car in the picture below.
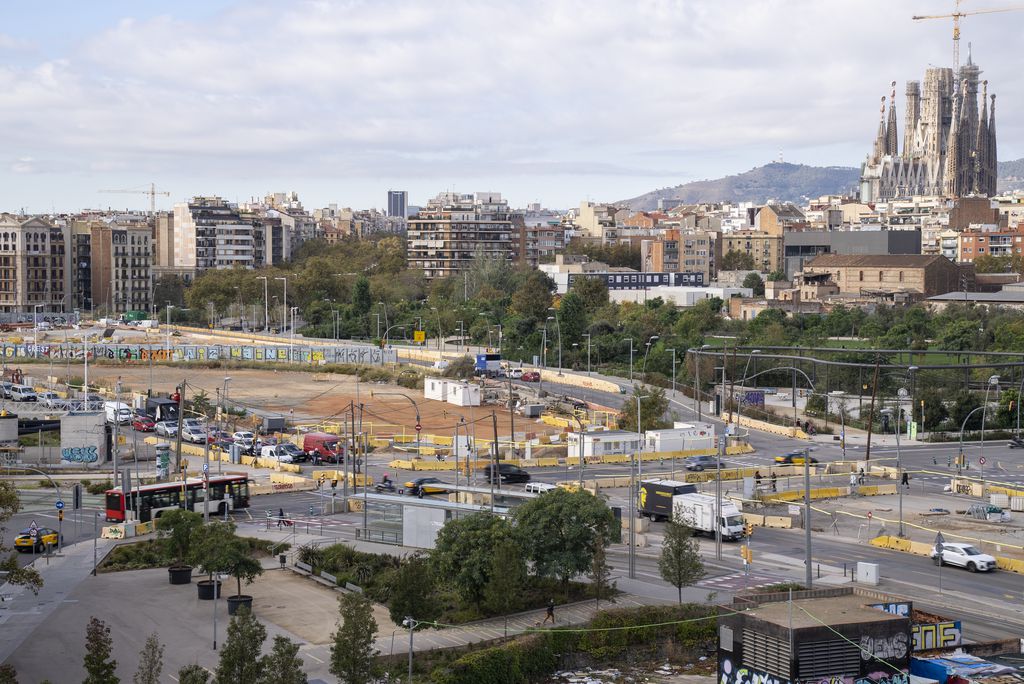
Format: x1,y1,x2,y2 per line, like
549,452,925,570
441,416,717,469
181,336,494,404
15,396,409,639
508,368,524,379
525,482,558,494
775,451,818,465
521,371,540,382
131,415,156,432
0,382,12,399
181,425,209,444
303,432,343,463
233,431,255,443
14,527,60,552
38,392,67,409
155,421,178,437
183,418,206,430
10,385,36,401
482,463,531,484
683,455,721,472
931,542,996,572
261,443,305,463
403,477,447,497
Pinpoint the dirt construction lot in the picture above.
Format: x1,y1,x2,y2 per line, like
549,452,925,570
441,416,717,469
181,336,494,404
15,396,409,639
56,363,553,439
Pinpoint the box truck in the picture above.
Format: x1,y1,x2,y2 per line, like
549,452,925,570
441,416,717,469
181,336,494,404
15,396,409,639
637,479,697,521
672,493,745,541
104,401,132,424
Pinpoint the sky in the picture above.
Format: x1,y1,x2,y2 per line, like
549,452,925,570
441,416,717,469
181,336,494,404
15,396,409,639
0,0,1021,213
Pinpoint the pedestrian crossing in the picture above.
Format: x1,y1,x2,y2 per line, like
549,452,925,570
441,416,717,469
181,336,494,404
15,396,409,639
697,570,784,592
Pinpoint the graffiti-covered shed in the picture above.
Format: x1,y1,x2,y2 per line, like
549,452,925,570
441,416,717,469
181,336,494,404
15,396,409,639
719,594,911,684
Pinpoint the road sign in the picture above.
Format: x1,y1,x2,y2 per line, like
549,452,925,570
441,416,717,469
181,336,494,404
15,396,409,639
867,511,873,520
415,423,422,433
202,462,209,473
979,456,987,465
55,500,64,510
413,330,426,344
30,520,37,531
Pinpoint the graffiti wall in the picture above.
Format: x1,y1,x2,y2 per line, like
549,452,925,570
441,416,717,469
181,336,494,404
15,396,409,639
719,657,790,684
60,412,107,466
1,343,396,366
869,602,910,617
911,621,961,651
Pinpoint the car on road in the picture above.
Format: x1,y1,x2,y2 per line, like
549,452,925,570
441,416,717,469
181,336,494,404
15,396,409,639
525,482,558,494
155,421,178,437
1009,437,1024,449
521,371,540,382
403,477,447,497
261,442,305,463
482,463,531,484
931,542,996,572
774,451,818,465
38,392,67,409
508,368,524,379
14,527,60,552
683,455,722,471
181,425,209,444
11,385,37,401
131,415,156,432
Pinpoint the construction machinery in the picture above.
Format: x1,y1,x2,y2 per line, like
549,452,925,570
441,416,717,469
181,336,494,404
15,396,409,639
98,182,171,214
913,1,1023,80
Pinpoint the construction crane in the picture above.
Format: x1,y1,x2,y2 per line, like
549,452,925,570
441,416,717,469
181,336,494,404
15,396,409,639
913,1,1024,80
98,182,171,214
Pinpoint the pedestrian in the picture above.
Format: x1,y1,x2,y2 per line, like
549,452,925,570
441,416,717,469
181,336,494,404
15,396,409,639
770,472,777,492
858,467,865,485
850,472,858,488
754,471,762,488
543,598,555,625
277,507,284,528
901,471,910,490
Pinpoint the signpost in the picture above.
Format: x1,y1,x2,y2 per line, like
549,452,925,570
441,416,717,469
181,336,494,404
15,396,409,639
29,520,38,559
935,532,946,593
55,501,64,551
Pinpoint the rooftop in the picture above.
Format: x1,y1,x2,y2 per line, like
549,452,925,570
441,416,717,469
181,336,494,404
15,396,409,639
805,254,950,268
741,594,907,629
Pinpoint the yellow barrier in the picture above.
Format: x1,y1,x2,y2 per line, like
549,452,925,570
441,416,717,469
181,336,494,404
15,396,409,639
763,516,792,528
857,484,898,496
742,513,766,526
721,411,807,439
136,521,155,535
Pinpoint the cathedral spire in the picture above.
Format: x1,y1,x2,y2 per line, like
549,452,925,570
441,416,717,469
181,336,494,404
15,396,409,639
944,84,963,197
989,93,998,195
873,96,887,163
885,81,899,156
974,81,989,194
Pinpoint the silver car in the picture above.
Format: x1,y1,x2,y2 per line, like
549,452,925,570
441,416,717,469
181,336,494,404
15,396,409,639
155,421,178,437
38,392,68,410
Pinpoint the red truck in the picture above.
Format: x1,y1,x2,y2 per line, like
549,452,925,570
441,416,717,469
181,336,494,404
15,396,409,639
303,432,344,464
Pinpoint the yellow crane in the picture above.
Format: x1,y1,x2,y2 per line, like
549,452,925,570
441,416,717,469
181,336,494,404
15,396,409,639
98,182,171,214
913,2,1024,79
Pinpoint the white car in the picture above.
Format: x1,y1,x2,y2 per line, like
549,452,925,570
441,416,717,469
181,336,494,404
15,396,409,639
525,482,558,494
181,425,209,444
183,418,206,430
38,392,67,409
932,542,997,572
509,368,524,379
232,431,255,442
155,421,178,437
260,444,299,463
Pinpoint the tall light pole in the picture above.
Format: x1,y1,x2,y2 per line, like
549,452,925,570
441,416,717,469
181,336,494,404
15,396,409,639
430,306,442,351
165,303,173,354
624,338,634,381
256,275,269,332
642,335,659,380
735,349,762,431
374,313,381,339
33,303,43,352
692,344,711,421
378,301,389,332
895,386,907,537
981,374,1000,480
274,276,287,333
666,348,676,396
583,333,592,376
957,405,985,471
457,320,465,349
289,306,298,359
548,307,562,376
635,393,649,478
715,365,725,560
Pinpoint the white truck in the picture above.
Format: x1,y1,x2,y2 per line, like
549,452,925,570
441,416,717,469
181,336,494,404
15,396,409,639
672,493,745,541
104,401,132,424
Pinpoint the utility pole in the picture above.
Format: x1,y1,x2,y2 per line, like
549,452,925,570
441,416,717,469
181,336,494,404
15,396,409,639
804,446,813,588
865,356,880,461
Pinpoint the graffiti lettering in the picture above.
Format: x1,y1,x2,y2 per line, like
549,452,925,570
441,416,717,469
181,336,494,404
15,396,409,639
869,602,910,617
860,633,908,661
62,446,99,463
0,343,396,365
855,672,909,684
719,657,789,684
912,622,961,651
808,677,851,684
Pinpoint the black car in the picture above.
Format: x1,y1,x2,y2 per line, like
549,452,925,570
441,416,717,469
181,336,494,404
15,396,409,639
1009,437,1024,449
482,463,531,484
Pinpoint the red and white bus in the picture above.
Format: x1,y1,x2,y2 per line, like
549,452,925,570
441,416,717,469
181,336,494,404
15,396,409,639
105,475,251,523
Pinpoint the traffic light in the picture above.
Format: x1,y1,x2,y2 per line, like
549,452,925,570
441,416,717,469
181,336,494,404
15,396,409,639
740,545,752,563
331,479,338,490
58,510,64,522
744,522,754,537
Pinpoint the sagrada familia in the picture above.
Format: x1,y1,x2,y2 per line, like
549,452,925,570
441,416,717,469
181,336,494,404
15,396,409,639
860,53,997,201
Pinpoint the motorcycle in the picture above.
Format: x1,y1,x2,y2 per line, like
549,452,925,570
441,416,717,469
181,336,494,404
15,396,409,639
375,480,396,493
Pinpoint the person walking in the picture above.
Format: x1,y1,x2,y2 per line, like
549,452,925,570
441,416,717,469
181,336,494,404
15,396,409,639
277,507,284,528
901,471,910,490
770,472,777,492
542,598,555,625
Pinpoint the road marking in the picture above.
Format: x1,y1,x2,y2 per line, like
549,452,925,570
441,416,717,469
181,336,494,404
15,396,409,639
307,653,325,663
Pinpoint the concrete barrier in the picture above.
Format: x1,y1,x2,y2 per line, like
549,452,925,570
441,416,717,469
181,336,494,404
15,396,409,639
539,369,621,394
763,516,792,528
721,411,807,439
742,513,766,526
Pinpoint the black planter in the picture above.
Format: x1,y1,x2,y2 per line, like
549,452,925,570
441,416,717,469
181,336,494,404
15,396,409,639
227,594,253,615
168,566,193,585
197,579,221,600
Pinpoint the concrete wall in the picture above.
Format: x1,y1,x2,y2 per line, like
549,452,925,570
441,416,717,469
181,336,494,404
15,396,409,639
402,505,449,549
60,412,108,467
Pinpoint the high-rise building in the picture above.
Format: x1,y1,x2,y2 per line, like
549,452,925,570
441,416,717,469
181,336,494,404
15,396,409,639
407,192,514,279
172,197,259,278
861,54,998,201
0,214,71,313
387,190,408,218
71,218,152,314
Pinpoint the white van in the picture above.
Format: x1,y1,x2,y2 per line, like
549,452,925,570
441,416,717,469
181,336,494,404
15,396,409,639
104,401,132,424
10,385,37,402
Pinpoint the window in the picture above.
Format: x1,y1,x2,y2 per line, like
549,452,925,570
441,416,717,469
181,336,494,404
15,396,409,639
859,271,864,282
899,271,904,282
879,271,884,280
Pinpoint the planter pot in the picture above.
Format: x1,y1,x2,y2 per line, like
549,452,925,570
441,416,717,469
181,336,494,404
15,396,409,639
197,579,221,600
227,594,253,616
168,566,193,585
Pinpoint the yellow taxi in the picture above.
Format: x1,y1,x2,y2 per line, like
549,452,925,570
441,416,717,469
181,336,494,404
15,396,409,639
14,527,60,552
774,451,819,465
403,477,447,497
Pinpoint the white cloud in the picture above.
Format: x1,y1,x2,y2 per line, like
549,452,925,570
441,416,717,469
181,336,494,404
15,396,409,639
0,0,1020,211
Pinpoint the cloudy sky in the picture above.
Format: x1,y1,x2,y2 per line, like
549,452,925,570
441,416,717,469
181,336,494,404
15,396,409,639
1,0,1020,212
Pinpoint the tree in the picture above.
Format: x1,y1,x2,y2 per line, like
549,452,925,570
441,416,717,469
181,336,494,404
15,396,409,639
351,275,372,315
556,291,587,347
259,635,306,684
221,535,264,599
767,270,787,282
431,513,516,607
513,488,614,588
617,385,670,433
156,509,202,567
214,606,266,684
589,534,615,608
189,520,237,585
918,386,949,430
177,665,209,684
950,389,983,431
133,633,164,684
510,271,554,323
937,319,980,352
330,593,378,684
0,664,18,684
742,272,765,296
720,250,755,271
658,518,706,604
83,617,119,684
571,276,609,312
388,554,441,624
0,481,42,595
483,539,527,615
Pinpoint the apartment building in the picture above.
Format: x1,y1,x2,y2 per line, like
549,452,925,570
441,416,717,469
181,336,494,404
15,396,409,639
0,214,71,313
172,197,259,278
513,221,566,266
800,254,965,299
958,225,1024,263
407,192,515,279
640,229,717,284
719,230,784,273
71,219,152,314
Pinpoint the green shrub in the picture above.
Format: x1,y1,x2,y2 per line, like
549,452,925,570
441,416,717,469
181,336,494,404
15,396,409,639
86,480,113,495
100,540,170,572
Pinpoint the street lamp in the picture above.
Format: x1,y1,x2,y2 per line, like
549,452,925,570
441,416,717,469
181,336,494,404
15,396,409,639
583,333,592,376
548,307,562,376
734,349,762,431
256,276,269,333
624,338,634,382
274,276,287,333
378,301,389,332
957,406,986,471
381,324,405,348
33,303,43,352
642,335,659,380
456,320,465,349
980,374,1000,479
430,306,442,351
666,348,677,396
692,344,711,421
